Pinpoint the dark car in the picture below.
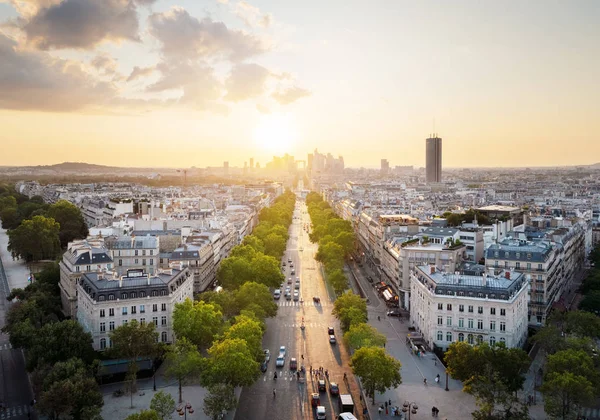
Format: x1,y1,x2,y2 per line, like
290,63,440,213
290,358,298,371
387,310,402,317
367,276,374,283
318,379,326,392
329,382,339,396
328,326,335,335
260,360,268,372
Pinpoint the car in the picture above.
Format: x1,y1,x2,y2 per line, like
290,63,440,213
293,292,300,301
282,262,286,266
291,269,296,275
279,346,286,356
329,335,336,344
328,327,335,335
290,262,294,268
294,282,300,290
287,278,293,284
286,293,292,300
276,356,285,367
311,393,320,407
290,358,298,370
273,290,281,300
316,406,326,420
264,349,270,361
288,258,292,263
318,379,326,392
329,382,339,396
260,360,268,372
367,276,374,283
387,310,402,317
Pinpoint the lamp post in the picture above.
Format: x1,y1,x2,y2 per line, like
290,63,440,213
445,369,449,391
402,401,418,420
177,402,194,419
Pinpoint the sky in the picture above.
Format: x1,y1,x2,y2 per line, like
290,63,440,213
0,0,599,168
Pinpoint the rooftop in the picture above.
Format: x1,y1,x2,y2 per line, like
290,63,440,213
477,205,521,212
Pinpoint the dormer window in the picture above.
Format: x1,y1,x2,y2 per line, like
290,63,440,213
108,294,115,300
99,295,105,301
131,292,136,299
140,291,146,298
161,290,167,296
151,290,158,297
122,293,128,299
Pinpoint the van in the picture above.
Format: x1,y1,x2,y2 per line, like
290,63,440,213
337,414,358,420
338,394,354,414
316,406,326,420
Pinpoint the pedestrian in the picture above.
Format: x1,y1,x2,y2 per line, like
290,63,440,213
310,366,313,374
344,372,347,381
388,399,392,406
378,406,383,415
435,359,437,366
378,315,381,321
383,342,386,348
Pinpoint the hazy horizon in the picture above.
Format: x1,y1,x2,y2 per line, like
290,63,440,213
1,1,599,168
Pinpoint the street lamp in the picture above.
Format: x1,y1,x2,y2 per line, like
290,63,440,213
177,402,194,419
402,402,418,420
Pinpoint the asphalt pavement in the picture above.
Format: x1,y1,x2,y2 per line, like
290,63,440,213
0,225,36,420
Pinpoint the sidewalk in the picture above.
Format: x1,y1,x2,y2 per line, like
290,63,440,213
0,225,31,292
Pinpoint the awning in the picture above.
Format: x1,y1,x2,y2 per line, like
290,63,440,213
382,289,393,301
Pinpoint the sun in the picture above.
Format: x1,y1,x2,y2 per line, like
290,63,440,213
253,114,297,155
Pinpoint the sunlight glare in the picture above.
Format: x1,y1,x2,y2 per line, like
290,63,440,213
253,114,298,155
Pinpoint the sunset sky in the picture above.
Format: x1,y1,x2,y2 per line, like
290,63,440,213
0,1,598,168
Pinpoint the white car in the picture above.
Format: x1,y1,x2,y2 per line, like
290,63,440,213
279,346,286,356
264,349,270,362
276,356,285,367
316,406,326,420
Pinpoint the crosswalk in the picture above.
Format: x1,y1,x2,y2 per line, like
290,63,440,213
262,369,305,381
0,405,29,419
580,407,600,419
277,301,329,308
0,343,12,351
283,323,328,329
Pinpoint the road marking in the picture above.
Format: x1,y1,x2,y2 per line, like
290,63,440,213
0,343,12,351
0,405,28,419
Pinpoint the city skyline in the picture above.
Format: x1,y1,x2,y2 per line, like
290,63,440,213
1,1,599,168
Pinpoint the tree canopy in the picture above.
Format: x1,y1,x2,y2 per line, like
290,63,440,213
8,215,61,262
164,338,203,403
173,299,224,350
203,338,260,388
344,322,387,350
46,200,89,247
350,346,401,404
332,291,368,332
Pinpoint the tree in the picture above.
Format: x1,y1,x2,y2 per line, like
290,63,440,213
241,235,264,254
350,346,401,404
229,244,258,261
109,319,159,403
564,311,600,338
328,269,348,296
150,391,176,420
234,282,277,319
262,232,286,258
203,383,237,420
345,323,386,350
164,338,204,403
125,410,160,420
172,299,223,350
335,231,356,255
579,290,600,315
0,206,20,229
217,256,254,289
223,314,265,361
198,290,238,319
332,291,367,332
27,320,95,371
542,372,595,420
203,338,260,388
316,242,345,265
250,254,284,289
531,325,568,355
46,200,88,247
8,215,61,262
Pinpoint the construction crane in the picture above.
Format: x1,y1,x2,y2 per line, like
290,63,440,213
177,169,188,187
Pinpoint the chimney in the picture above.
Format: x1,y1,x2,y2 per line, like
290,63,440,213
119,276,123,288
505,271,510,279
482,273,487,286
430,266,435,275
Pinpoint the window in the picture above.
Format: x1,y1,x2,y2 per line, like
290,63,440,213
458,333,464,342
140,291,146,298
161,290,167,296
140,305,145,313
500,322,506,332
153,304,158,312
447,317,452,326
161,303,167,311
109,308,115,317
121,293,128,299
516,252,520,259
459,305,464,312
490,321,496,331
119,259,122,266
135,250,139,256
161,331,168,342
438,303,443,310
478,306,483,314
447,304,452,311
150,250,154,256
100,338,106,350
150,259,154,266
477,335,484,344
527,263,531,270
490,308,496,315
161,316,167,326
122,307,128,315
516,262,520,269
108,294,115,301
100,309,105,318
468,319,474,329
76,266,80,272
131,292,136,299
99,295,105,302
153,317,158,326
143,250,146,256
467,334,474,344
500,337,506,344
494,260,499,267
490,336,496,346
140,318,145,325
131,306,136,314
458,318,464,328
109,321,115,331
538,263,542,270
468,305,473,313
437,331,443,341
477,320,483,330
500,309,506,316
437,316,443,325
86,265,91,271
142,259,146,266
135,259,139,264
152,290,158,297
446,332,453,342
538,274,543,281
100,322,106,332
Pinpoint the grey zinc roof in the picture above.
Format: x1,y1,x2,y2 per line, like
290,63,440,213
422,227,459,236
106,236,158,249
75,249,113,265
485,240,553,262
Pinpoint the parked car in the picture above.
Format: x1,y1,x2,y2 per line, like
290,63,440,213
279,346,286,356
260,360,268,372
329,382,339,396
318,379,326,392
367,276,374,283
264,349,270,361
290,358,298,371
329,335,337,344
328,326,335,335
387,310,402,317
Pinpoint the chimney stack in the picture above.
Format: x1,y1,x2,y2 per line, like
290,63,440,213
482,273,487,286
430,266,435,275
505,271,510,279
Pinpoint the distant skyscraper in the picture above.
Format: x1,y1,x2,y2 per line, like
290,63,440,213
381,159,390,175
425,135,442,183
223,161,229,175
249,157,254,169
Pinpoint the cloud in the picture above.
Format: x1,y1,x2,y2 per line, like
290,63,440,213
148,7,267,61
271,86,310,105
0,33,115,111
224,63,269,102
90,53,118,74
233,1,272,28
21,0,145,50
126,65,155,82
255,103,270,114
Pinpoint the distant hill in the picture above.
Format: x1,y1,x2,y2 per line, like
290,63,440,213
588,163,600,169
36,162,121,171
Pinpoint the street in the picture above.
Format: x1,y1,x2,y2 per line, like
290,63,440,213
235,200,361,420
0,226,36,420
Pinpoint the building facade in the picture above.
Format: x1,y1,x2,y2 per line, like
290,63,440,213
425,136,442,183
105,236,160,276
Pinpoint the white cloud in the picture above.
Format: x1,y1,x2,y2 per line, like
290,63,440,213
271,86,311,105
224,63,269,102
233,1,272,29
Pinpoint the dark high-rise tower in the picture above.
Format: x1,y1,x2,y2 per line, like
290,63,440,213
425,135,442,183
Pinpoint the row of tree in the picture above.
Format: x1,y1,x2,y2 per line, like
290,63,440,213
306,192,355,295
579,245,600,314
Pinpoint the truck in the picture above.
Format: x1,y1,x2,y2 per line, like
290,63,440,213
338,394,354,414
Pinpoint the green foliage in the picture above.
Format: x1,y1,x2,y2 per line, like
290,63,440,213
203,338,260,387
150,391,176,420
240,235,264,254
165,338,204,403
579,290,600,314
234,282,277,319
203,383,237,420
328,269,349,295
46,199,89,247
332,291,368,332
350,346,402,404
8,215,61,261
445,342,530,418
216,252,284,289
563,310,600,338
262,232,287,258
125,410,160,420
36,357,103,420
173,299,224,349
223,314,265,362
442,209,491,226
344,323,386,350
198,290,238,319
